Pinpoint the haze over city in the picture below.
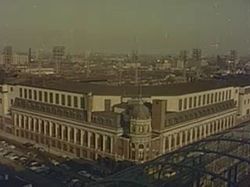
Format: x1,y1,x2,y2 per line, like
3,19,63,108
0,0,250,55
1,1,250,187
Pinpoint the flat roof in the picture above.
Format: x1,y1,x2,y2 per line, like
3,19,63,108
6,75,250,96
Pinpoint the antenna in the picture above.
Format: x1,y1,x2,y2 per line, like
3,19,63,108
36,49,42,77
85,50,91,78
133,50,138,86
181,50,187,81
118,61,123,86
139,69,143,99
132,36,142,100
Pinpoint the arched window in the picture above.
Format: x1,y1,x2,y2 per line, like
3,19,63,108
106,136,111,153
83,131,88,145
131,143,135,149
139,144,144,149
139,151,144,160
90,133,95,148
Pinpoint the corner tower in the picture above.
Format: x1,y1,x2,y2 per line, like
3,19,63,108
129,100,152,162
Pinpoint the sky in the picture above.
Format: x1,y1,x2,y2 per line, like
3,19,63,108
0,0,250,55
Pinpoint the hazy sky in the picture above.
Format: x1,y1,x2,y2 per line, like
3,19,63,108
0,0,250,55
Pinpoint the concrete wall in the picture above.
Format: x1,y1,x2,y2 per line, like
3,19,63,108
238,86,250,117
92,95,121,112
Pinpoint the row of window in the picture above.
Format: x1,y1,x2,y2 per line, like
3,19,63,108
179,89,232,111
14,115,112,151
165,115,234,152
19,88,85,109
15,130,112,156
244,98,250,105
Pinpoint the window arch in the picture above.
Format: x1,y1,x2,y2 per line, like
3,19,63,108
131,143,135,149
139,144,144,149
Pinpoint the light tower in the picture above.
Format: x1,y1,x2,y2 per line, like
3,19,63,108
53,46,65,74
85,50,91,78
192,48,202,79
229,50,237,73
180,50,188,80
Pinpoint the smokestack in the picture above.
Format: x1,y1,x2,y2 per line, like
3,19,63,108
28,48,32,64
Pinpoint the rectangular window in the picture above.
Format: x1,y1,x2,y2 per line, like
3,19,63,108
229,90,232,99
24,89,27,99
219,92,222,101
10,87,13,92
44,92,48,102
226,90,228,100
74,96,78,108
215,92,218,102
222,91,225,101
56,93,59,104
211,93,214,103
19,88,23,98
202,95,206,105
105,99,111,111
34,90,37,100
198,95,201,106
39,91,42,101
189,97,192,108
67,95,71,107
178,99,182,111
80,97,85,109
207,94,210,104
193,96,197,107
184,98,187,109
28,89,32,99
61,94,65,105
49,92,53,103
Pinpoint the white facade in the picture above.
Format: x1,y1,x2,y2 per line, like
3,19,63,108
0,83,247,120
238,86,250,117
12,53,29,65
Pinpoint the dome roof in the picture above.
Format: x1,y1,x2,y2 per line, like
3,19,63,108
130,100,150,120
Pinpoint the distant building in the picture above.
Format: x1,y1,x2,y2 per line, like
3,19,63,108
52,46,65,74
192,48,202,78
192,48,202,61
155,60,171,70
179,50,188,62
12,53,29,65
0,48,28,66
2,46,13,67
228,50,238,73
230,50,237,63
24,67,55,75
28,48,33,64
176,60,184,69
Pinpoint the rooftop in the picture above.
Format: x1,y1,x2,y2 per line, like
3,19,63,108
6,75,250,96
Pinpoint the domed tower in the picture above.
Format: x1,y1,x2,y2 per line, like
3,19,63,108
129,100,152,162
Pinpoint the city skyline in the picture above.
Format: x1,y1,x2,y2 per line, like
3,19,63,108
0,0,250,55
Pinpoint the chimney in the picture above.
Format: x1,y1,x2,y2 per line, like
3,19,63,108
152,100,167,132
